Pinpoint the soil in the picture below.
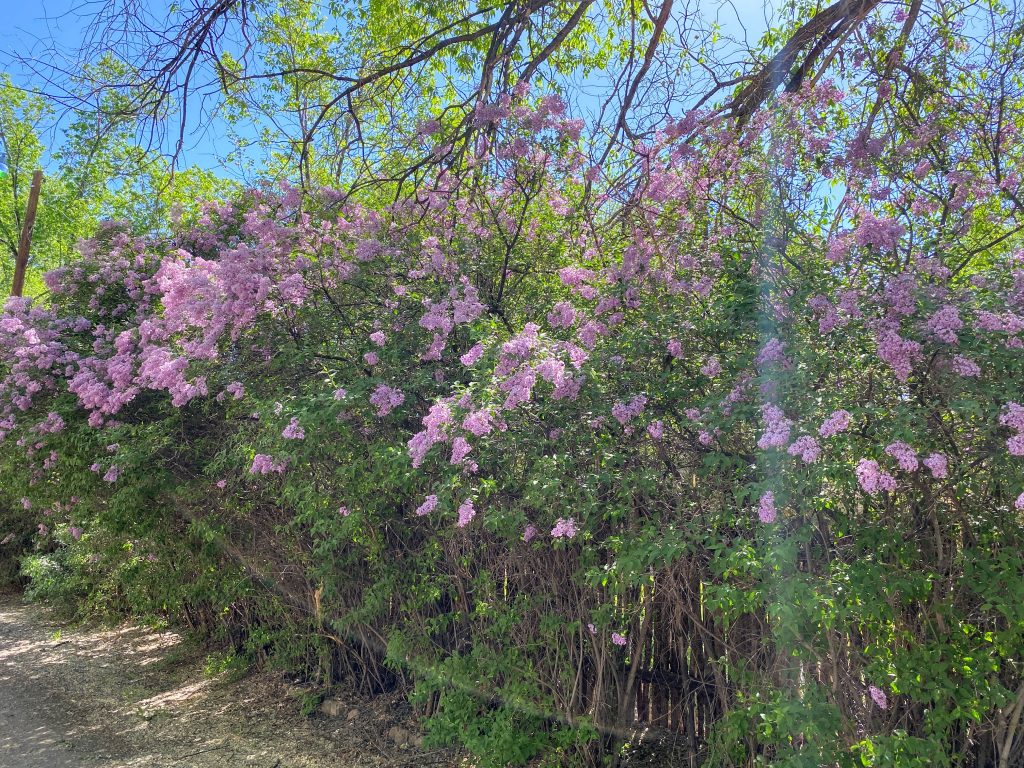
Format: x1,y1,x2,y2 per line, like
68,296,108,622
0,595,462,767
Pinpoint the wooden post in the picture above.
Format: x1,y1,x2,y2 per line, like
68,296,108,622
11,170,43,298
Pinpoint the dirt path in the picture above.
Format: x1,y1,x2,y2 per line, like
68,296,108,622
0,596,458,768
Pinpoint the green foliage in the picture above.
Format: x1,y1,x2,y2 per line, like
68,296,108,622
3,3,1024,768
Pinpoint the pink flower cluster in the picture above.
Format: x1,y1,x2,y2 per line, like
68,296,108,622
450,436,472,464
1000,402,1024,455
611,395,648,426
456,498,476,527
787,435,820,463
547,302,576,328
408,402,453,467
415,494,438,516
925,305,963,344
876,330,921,381
758,404,792,450
551,517,578,539
923,453,948,478
868,685,888,709
36,412,65,434
855,212,904,250
819,409,852,437
251,454,286,474
460,343,484,367
885,441,918,472
856,459,896,495
369,384,405,417
951,355,981,377
700,356,722,377
282,417,305,440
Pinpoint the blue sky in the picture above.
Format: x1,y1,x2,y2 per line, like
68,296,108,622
1,1,245,175
1,0,778,177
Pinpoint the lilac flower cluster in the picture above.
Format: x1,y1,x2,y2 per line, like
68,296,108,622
611,395,648,426
856,459,896,495
1000,402,1024,455
456,499,476,527
369,384,405,417
282,417,305,440
923,453,948,478
758,404,792,450
551,517,578,539
885,441,918,472
415,495,438,516
787,435,820,463
819,409,853,437
251,454,286,474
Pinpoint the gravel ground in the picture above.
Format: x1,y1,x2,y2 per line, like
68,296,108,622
0,595,460,768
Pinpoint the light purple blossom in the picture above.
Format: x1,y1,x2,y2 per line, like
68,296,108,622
1000,403,1024,455
456,498,476,527
787,435,820,463
758,404,791,450
877,330,921,381
1001,402,1024,431
463,410,493,437
611,395,647,426
758,491,777,523
369,384,405,416
450,436,472,464
251,454,286,474
282,417,305,440
460,343,484,366
551,517,578,539
869,685,888,709
885,441,918,472
855,212,904,250
755,338,788,368
925,305,963,344
700,356,722,377
415,495,438,516
819,409,853,437
951,355,981,377
856,459,897,495
37,412,65,434
923,453,948,478
547,301,576,328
